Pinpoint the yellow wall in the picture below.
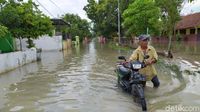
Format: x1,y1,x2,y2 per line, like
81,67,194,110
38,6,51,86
186,29,190,35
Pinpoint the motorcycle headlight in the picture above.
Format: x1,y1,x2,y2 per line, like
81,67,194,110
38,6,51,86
132,63,142,69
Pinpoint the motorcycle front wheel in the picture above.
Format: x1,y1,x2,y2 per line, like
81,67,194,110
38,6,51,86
132,84,147,111
141,98,147,111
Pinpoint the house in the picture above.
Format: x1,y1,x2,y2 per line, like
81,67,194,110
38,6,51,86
15,19,71,51
176,12,200,41
51,18,70,37
51,18,72,50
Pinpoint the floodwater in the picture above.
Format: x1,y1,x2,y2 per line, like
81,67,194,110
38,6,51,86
0,39,200,112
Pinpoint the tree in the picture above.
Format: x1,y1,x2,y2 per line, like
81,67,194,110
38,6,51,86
62,13,92,42
84,0,193,40
83,0,97,23
122,0,162,37
84,0,118,38
84,0,138,38
0,0,54,48
155,0,184,51
0,25,8,37
119,0,135,36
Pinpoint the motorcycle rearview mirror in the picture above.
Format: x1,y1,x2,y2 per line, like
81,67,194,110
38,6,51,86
118,56,126,61
144,55,150,59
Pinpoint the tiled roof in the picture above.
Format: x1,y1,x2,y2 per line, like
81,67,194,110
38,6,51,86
176,12,200,30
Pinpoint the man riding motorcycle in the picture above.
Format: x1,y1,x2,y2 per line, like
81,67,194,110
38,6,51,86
129,34,160,88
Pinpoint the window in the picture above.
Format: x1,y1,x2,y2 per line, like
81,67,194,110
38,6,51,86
190,28,195,34
180,29,186,35
198,28,200,34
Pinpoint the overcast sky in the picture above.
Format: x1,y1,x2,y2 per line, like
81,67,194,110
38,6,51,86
33,0,200,21
181,0,200,15
33,0,88,20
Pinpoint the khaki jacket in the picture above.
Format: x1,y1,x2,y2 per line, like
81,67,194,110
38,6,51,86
129,46,158,81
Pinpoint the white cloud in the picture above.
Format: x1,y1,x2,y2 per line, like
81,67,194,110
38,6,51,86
33,0,89,20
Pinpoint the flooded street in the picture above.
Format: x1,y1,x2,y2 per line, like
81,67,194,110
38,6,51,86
0,39,200,112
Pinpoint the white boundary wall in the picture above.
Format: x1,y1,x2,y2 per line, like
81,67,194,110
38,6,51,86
0,48,37,74
16,35,62,51
34,35,62,51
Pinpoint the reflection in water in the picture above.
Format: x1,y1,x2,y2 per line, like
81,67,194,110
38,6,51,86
153,41,200,61
0,39,199,112
63,48,72,57
75,44,80,55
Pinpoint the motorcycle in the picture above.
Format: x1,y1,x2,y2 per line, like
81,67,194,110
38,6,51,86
115,55,149,111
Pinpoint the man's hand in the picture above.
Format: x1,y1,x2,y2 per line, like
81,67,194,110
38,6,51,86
145,60,152,65
122,61,131,68
145,58,156,65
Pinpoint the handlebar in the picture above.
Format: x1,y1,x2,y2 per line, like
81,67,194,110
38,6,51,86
117,60,147,69
117,55,151,68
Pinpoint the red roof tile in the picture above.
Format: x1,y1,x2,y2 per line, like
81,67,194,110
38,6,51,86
176,12,200,30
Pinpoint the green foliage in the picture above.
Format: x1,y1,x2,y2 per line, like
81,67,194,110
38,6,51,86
0,0,54,48
83,0,97,23
119,0,135,36
156,0,183,36
26,38,35,48
187,0,194,2
84,0,118,38
108,42,131,51
84,0,163,38
122,0,162,36
84,0,193,39
62,13,92,41
155,0,183,51
0,25,8,37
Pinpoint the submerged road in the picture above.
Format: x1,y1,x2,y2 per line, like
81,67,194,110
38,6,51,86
0,39,200,112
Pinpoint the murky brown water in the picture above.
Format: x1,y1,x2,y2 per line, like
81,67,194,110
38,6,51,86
153,41,200,62
0,39,200,112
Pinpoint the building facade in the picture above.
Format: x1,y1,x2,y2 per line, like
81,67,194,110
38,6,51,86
176,12,200,41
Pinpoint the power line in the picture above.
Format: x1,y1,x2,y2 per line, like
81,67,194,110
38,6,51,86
48,0,65,14
35,0,55,18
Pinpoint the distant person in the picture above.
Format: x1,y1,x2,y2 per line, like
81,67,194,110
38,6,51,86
129,34,160,88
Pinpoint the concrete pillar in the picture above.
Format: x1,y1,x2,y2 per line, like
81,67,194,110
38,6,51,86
195,27,198,35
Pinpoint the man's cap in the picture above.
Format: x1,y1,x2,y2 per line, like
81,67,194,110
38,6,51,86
138,34,150,41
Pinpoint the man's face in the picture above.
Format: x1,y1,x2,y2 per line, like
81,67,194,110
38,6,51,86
139,39,148,47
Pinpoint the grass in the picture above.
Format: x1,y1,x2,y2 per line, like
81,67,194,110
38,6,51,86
108,42,132,51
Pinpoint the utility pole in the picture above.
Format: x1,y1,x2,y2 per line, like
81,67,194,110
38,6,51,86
118,0,121,45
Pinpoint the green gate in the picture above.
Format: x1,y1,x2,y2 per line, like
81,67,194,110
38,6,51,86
0,33,15,53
